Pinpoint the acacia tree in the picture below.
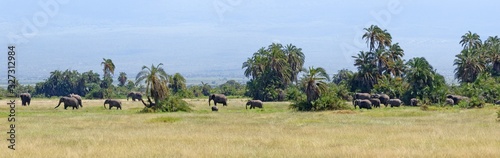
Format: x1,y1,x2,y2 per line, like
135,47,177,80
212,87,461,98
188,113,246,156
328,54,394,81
136,63,169,108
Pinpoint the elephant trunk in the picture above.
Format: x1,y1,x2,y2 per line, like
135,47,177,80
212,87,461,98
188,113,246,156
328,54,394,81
55,100,63,109
208,98,212,106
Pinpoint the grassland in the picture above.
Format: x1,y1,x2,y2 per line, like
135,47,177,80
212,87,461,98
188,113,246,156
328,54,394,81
0,98,499,157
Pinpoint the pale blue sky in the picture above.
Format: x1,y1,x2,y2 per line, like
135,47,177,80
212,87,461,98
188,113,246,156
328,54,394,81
1,0,499,83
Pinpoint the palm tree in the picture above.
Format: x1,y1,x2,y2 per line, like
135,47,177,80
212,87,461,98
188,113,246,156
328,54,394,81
101,58,115,77
267,43,291,86
170,73,186,94
386,59,406,77
284,44,305,83
118,72,127,87
362,25,392,52
373,49,389,76
484,36,500,76
405,57,435,98
352,51,378,92
460,31,482,50
301,67,330,103
454,49,486,83
136,63,169,107
387,43,404,61
332,69,354,84
242,48,267,79
201,81,211,96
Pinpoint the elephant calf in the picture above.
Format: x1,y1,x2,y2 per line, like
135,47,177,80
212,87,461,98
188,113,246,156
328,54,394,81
445,98,455,106
246,100,263,109
389,99,402,107
104,99,122,110
410,98,419,106
354,99,372,109
211,106,218,112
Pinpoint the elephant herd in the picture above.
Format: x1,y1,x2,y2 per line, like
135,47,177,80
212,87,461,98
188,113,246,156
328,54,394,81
353,93,404,109
18,92,263,111
208,94,263,112
352,93,478,110
18,92,137,110
17,91,484,111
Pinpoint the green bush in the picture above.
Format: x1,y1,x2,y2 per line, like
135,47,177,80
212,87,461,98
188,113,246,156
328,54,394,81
140,96,193,113
468,97,485,108
497,110,500,121
290,89,351,111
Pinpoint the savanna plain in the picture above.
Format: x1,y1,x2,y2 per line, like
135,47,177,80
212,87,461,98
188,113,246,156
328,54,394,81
1,98,499,158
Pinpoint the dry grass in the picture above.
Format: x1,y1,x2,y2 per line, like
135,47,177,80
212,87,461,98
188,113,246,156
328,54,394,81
0,98,499,157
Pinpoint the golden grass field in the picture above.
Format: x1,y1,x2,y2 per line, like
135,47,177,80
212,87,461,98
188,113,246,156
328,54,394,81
0,98,499,157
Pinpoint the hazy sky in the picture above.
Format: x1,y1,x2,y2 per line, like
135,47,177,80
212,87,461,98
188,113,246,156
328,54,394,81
1,0,500,82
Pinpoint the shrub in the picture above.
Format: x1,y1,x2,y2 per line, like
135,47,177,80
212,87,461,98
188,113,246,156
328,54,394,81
290,88,351,111
497,110,500,121
140,96,192,113
468,97,485,108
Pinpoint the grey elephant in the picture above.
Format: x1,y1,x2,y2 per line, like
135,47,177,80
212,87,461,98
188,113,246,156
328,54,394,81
104,99,122,110
54,96,79,110
389,99,402,107
211,106,218,112
369,98,381,108
445,98,455,105
127,92,143,101
354,99,372,109
20,93,31,106
246,100,263,109
410,98,419,106
353,93,371,105
495,100,500,105
209,94,227,106
372,94,390,107
446,94,469,105
68,93,83,108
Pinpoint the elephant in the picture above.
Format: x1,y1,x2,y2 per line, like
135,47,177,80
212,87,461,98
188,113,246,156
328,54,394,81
372,94,390,107
354,99,372,109
127,92,143,101
68,93,83,108
246,100,263,109
209,94,227,106
389,99,402,107
20,93,31,106
104,99,122,110
54,97,79,110
410,98,419,106
445,98,455,105
368,98,381,108
353,93,371,105
446,94,468,105
495,100,500,105
211,106,218,112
